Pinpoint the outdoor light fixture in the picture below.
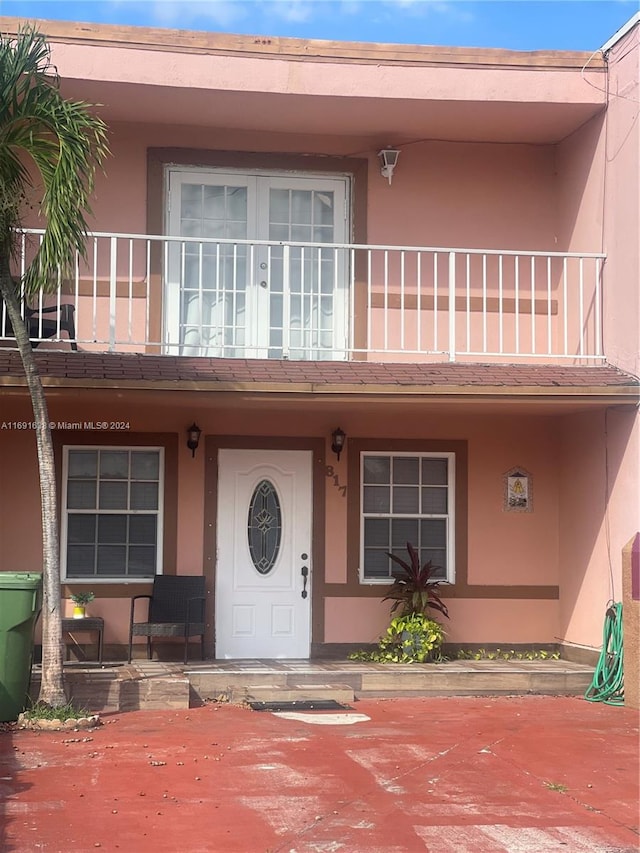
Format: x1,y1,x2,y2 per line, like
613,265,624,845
378,148,401,185
331,427,346,462
186,422,202,458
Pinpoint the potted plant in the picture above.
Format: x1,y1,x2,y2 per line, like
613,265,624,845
349,542,450,664
70,591,94,619
383,541,450,620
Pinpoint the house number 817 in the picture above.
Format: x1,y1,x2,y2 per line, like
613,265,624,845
325,465,346,497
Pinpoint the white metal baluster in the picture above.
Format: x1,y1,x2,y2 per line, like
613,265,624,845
578,257,585,357
367,249,372,353
400,250,406,352
92,236,99,343
530,255,536,355
547,257,556,355
163,239,169,351
198,241,204,356
562,257,568,356
74,252,80,346
595,258,602,357
109,236,117,351
448,251,456,361
416,252,422,353
145,239,151,347
383,250,389,352
465,254,471,354
248,243,255,356
333,247,340,356
232,244,239,354
514,256,520,354
433,252,439,352
498,254,504,353
482,254,487,353
283,244,291,358
128,239,134,344
214,243,221,353
349,247,355,357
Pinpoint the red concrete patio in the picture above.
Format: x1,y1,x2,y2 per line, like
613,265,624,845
1,695,638,852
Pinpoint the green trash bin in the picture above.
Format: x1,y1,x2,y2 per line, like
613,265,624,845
0,573,43,722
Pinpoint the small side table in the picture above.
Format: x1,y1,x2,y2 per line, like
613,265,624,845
62,617,104,664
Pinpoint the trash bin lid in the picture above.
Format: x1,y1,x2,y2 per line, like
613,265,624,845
0,572,43,589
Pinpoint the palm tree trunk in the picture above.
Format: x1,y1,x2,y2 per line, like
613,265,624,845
0,256,67,707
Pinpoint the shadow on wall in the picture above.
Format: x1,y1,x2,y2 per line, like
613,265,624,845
557,406,637,648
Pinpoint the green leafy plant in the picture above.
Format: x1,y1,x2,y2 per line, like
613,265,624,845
22,700,89,721
70,591,95,606
349,613,445,663
455,648,561,661
383,542,449,619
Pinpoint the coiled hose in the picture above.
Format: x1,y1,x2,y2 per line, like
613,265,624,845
584,601,624,705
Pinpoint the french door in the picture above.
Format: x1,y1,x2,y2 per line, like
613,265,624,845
165,169,349,359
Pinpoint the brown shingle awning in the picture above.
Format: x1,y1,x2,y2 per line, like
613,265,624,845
0,351,637,397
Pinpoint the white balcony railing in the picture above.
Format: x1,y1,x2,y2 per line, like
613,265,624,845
3,229,606,363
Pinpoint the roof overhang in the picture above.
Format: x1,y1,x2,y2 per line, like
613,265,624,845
0,17,608,144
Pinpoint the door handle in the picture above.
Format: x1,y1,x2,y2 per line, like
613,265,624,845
301,565,309,599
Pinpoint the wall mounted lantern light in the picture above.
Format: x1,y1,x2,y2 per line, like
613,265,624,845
378,148,401,185
331,427,346,462
186,422,202,458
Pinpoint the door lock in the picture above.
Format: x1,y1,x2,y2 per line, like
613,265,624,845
301,565,309,599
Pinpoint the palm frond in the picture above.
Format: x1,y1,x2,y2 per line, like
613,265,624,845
0,25,109,295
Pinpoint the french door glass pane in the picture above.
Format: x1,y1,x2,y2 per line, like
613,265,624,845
268,188,337,360
179,183,248,356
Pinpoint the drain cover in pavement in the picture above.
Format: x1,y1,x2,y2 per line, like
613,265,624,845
248,699,352,712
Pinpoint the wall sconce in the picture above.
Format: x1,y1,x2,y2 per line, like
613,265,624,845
331,427,346,462
186,422,202,458
378,148,400,185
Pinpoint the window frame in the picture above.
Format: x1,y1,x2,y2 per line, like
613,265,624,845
359,450,456,585
60,445,165,583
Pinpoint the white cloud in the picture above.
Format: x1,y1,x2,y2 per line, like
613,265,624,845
118,1,249,29
269,1,317,23
107,0,473,32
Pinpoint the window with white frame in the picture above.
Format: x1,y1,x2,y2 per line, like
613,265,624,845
62,447,164,580
360,452,455,583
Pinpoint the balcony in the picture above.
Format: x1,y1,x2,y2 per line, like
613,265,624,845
3,229,606,365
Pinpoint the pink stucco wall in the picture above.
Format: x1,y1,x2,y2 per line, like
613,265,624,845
324,597,558,645
558,407,639,649
602,24,640,378
1,394,580,648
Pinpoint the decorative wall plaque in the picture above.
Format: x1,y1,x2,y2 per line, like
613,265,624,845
503,467,533,512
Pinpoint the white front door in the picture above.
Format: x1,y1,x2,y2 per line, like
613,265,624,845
165,169,349,359
216,449,312,659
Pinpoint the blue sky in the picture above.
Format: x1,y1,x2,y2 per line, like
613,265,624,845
0,1,638,51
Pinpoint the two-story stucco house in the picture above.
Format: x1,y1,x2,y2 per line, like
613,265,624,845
0,14,638,668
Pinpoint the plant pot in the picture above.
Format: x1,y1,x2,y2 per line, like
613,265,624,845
72,605,86,619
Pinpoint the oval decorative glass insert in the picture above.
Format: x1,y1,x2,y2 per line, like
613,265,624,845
247,479,282,575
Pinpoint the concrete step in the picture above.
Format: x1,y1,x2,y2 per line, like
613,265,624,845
186,662,593,704
229,682,355,705
355,668,593,698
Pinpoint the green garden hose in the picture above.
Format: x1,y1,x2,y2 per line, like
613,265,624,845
584,602,624,705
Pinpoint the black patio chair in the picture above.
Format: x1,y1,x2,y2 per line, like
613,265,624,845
3,301,78,350
128,576,206,664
